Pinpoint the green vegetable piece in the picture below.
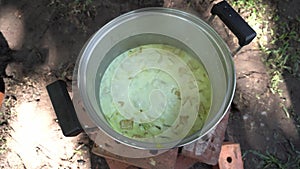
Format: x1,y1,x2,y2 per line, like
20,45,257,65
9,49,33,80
120,119,134,130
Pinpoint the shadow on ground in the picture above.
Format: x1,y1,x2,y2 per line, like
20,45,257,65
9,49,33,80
0,0,299,169
0,0,164,168
167,0,300,168
225,0,300,168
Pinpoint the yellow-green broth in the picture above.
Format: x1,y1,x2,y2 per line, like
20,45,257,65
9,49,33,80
99,44,211,139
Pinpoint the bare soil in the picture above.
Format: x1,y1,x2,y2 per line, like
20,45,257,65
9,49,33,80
0,0,299,169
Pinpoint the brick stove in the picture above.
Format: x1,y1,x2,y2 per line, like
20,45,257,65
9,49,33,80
91,112,243,169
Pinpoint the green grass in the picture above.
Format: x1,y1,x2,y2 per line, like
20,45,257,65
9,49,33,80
0,133,7,155
49,0,94,14
229,0,300,95
244,141,300,169
229,0,300,168
47,0,96,33
264,16,300,94
0,95,16,155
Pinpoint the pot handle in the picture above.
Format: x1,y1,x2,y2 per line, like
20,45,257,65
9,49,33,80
46,80,82,137
210,1,256,47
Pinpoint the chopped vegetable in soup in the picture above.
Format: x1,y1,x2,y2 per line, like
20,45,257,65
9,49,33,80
99,44,212,140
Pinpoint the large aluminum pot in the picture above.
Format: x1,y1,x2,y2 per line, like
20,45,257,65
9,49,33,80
47,2,256,154
75,7,234,149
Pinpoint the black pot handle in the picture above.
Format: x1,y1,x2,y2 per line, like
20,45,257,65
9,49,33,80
46,80,82,137
211,1,256,47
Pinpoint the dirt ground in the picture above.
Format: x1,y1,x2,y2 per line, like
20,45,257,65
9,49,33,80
0,0,299,169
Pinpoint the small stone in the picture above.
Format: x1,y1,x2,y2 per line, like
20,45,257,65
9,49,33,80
65,75,72,81
243,114,249,120
250,122,255,129
261,111,267,116
149,158,156,166
77,159,85,165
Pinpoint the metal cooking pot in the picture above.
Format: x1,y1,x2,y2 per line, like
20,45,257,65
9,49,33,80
47,1,255,154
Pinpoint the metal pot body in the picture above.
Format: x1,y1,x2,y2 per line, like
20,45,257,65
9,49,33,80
73,8,235,150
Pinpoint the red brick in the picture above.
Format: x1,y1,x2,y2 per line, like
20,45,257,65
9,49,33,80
181,112,230,165
106,158,138,169
218,143,243,169
92,111,231,168
0,92,4,109
92,145,178,169
175,155,198,169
